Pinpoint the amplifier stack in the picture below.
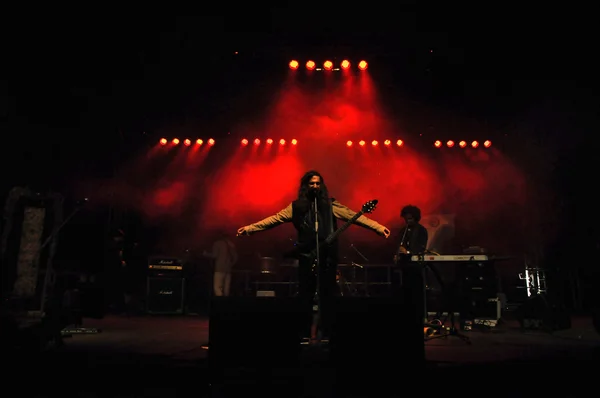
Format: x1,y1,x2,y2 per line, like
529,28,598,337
146,256,185,314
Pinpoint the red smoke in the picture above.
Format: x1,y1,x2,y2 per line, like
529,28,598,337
74,72,548,260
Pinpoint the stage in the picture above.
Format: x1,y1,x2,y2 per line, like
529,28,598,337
8,310,600,397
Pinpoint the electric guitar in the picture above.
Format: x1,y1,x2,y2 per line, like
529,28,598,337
291,199,379,265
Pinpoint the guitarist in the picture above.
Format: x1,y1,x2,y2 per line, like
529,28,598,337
394,204,428,264
236,170,390,340
393,205,429,322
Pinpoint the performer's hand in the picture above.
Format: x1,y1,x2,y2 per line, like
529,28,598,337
398,246,408,254
379,227,391,238
236,226,250,236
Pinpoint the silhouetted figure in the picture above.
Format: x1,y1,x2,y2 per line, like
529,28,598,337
204,231,238,297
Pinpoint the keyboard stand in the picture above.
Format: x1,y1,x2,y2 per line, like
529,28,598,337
418,260,471,345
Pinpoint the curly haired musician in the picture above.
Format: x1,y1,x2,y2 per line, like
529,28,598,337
237,170,390,340
394,205,429,263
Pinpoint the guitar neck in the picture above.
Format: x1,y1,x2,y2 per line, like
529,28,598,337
325,211,364,245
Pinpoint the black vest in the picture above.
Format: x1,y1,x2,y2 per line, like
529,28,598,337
291,198,338,255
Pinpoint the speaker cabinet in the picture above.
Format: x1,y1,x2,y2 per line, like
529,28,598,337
329,297,425,391
146,277,184,314
208,297,304,377
515,294,571,331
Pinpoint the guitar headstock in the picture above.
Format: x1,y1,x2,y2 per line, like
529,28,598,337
361,199,378,214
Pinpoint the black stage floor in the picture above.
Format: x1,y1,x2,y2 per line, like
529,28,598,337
7,312,600,397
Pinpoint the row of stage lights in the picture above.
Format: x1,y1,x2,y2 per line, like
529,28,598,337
232,138,491,149
289,59,368,71
345,139,492,148
159,138,215,146
159,138,492,148
159,138,299,146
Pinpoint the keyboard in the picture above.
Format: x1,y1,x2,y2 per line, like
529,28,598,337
410,254,489,262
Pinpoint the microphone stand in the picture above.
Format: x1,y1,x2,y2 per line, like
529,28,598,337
311,195,323,344
399,226,408,253
350,244,369,262
349,244,368,296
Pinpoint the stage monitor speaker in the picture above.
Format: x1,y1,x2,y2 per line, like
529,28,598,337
146,277,184,314
329,297,425,390
208,297,304,379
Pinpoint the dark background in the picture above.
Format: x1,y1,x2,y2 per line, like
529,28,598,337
2,10,598,309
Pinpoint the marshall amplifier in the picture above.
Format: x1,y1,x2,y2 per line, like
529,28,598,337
147,256,183,276
146,277,185,314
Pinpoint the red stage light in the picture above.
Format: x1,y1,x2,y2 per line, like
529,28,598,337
358,60,368,70
196,139,203,145
306,60,316,70
289,60,299,70
241,139,248,146
184,139,191,146
396,140,404,147
446,140,454,148
172,138,180,145
359,140,366,146
434,140,442,148
323,60,333,70
291,139,297,145
459,141,467,148
484,140,492,148
266,138,273,145
384,140,391,146
346,140,353,147
471,140,479,148
159,138,167,145
371,140,378,146
254,139,260,145
208,138,215,146
279,139,286,145
341,60,350,69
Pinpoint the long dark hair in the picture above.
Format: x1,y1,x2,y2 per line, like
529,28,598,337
297,170,330,203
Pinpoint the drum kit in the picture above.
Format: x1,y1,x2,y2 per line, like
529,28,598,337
255,245,365,297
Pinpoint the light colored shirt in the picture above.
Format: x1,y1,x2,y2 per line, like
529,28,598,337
245,200,385,235
211,239,238,272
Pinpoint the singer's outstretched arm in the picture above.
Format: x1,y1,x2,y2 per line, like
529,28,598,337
244,204,293,234
332,200,386,234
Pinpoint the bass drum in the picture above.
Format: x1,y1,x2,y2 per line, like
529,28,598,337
259,257,277,274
